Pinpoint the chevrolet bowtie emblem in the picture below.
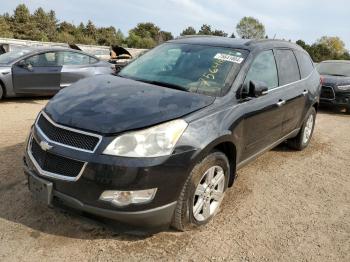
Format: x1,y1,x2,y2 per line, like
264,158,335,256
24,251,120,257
40,141,53,151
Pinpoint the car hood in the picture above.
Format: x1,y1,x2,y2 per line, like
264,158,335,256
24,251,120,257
321,75,350,87
44,75,215,134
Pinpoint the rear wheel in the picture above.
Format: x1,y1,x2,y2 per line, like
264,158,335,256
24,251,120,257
171,151,229,231
287,107,316,150
0,86,3,100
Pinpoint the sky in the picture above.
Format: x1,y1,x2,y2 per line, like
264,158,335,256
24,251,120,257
1,0,349,49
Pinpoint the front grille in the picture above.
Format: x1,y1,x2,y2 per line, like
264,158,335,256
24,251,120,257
30,138,85,178
320,86,335,100
36,113,100,152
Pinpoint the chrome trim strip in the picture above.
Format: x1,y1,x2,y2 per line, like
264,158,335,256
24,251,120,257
35,111,102,153
320,85,336,101
27,135,87,182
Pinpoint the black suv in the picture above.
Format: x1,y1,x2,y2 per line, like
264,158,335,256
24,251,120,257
316,60,350,112
24,37,321,230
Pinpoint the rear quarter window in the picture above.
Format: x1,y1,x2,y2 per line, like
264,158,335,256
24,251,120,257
294,51,314,78
274,49,300,85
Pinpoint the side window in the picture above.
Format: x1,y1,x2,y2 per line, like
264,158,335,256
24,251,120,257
89,57,98,64
294,50,314,78
25,52,59,67
60,52,92,65
244,50,278,90
274,49,300,85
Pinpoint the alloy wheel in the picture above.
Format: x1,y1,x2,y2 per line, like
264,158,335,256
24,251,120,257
192,165,225,222
303,114,314,144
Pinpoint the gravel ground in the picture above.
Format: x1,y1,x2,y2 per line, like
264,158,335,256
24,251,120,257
0,98,349,262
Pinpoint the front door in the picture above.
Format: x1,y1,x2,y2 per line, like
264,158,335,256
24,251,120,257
12,51,62,95
239,50,284,161
59,51,97,88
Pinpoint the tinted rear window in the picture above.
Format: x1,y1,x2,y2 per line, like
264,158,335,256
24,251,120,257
294,51,314,78
274,49,300,85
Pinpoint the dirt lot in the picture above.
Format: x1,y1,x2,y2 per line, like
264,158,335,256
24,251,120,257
0,98,349,262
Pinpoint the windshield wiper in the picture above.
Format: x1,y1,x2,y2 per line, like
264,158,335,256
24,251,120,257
136,79,189,92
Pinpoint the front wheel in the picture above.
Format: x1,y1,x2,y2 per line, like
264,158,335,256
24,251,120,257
171,151,229,231
287,107,316,150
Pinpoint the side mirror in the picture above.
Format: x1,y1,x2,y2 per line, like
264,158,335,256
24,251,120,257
17,60,33,71
248,80,268,97
17,60,26,67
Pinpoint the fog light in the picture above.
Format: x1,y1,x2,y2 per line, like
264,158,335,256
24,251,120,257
99,188,157,207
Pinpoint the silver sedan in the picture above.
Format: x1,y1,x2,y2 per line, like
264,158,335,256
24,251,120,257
0,47,115,100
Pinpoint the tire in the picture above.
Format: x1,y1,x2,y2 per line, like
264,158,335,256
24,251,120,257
0,85,3,100
287,107,316,150
346,106,350,115
171,151,229,231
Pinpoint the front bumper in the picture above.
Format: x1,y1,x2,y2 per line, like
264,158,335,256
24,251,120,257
320,89,350,108
23,123,197,228
24,165,177,228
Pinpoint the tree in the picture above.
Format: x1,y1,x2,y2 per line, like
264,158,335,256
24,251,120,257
97,27,124,46
84,20,97,40
296,37,350,62
212,30,228,37
32,8,58,41
236,16,265,39
181,26,196,36
125,22,172,47
0,15,13,38
129,22,160,40
159,31,173,42
11,4,35,39
125,32,155,48
317,36,346,57
198,24,212,35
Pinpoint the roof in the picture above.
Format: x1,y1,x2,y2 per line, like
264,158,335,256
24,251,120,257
169,35,305,52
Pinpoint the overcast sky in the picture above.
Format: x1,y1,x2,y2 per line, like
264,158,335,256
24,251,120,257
1,0,349,49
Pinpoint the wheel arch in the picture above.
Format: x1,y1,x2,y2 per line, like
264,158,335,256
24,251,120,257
191,136,238,188
213,141,237,187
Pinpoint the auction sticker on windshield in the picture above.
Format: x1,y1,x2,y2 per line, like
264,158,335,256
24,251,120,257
214,53,244,64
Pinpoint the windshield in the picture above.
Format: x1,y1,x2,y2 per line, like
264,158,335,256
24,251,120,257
119,43,248,96
0,49,32,64
316,62,350,77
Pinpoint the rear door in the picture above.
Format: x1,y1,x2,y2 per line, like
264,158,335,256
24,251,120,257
59,51,99,88
12,51,62,94
274,49,307,135
240,50,284,160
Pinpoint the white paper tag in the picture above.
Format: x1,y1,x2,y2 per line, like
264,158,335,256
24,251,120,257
214,53,244,64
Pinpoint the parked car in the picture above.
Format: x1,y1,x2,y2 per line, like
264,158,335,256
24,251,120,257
23,37,321,230
316,60,350,112
0,47,114,100
0,43,26,55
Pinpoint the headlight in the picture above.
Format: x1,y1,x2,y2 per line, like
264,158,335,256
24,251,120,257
338,85,350,91
103,119,188,157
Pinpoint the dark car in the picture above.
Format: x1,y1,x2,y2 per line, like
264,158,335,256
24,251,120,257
23,37,321,230
0,47,114,100
316,60,350,112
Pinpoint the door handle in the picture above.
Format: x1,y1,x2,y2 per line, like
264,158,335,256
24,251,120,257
276,100,286,107
302,90,308,96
